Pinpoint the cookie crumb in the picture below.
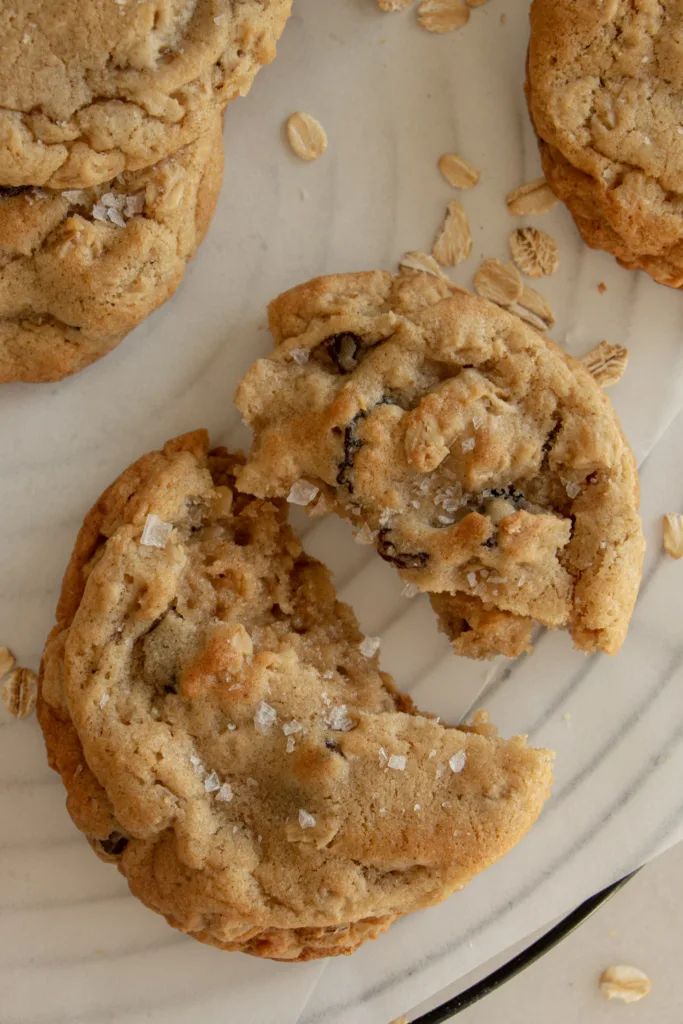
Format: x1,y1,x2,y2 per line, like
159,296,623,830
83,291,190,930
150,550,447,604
432,201,472,266
599,965,651,1003
449,751,466,773
140,513,173,549
298,808,316,829
387,754,407,771
287,480,319,506
254,700,277,734
663,513,683,559
509,227,559,278
438,153,480,190
581,341,628,388
506,178,558,216
597,281,607,294
360,636,381,658
417,0,470,33
286,112,328,162
2,667,37,719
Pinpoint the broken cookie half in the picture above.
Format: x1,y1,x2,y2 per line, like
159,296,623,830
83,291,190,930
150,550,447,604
235,269,645,659
38,431,553,961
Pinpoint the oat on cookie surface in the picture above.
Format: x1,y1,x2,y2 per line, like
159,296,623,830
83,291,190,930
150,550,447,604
0,117,224,383
235,269,645,658
0,1,291,189
527,0,683,287
37,430,553,960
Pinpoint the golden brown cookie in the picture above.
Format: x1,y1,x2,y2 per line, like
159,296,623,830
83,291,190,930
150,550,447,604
0,0,290,189
38,430,553,960
527,0,683,287
0,116,223,383
235,269,645,659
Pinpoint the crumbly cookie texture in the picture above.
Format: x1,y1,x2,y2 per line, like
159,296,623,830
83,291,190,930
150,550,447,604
527,0,683,287
235,270,644,658
38,431,553,961
0,116,223,383
0,0,290,189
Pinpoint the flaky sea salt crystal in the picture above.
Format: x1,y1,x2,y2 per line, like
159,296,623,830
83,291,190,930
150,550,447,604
466,571,477,588
353,523,375,545
435,762,446,779
190,753,204,775
360,636,381,658
204,771,221,792
299,809,316,829
140,513,173,549
107,206,126,228
442,497,460,514
378,746,388,765
254,700,277,734
461,437,475,453
326,705,354,732
428,749,437,759
287,480,319,506
91,202,108,222
98,692,110,709
401,582,419,599
290,348,310,365
282,719,302,736
63,189,88,204
227,722,237,731
387,754,406,771
286,735,296,754
438,515,454,526
449,751,466,774
565,481,581,499
216,782,233,802
472,414,484,430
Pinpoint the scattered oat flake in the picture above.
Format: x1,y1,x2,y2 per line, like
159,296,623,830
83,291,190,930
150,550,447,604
438,153,479,190
399,250,448,279
449,751,466,773
326,704,354,732
254,700,277,734
599,965,651,1003
377,0,412,9
581,341,628,388
506,178,558,216
286,112,328,162
216,782,233,802
511,284,555,329
0,646,16,678
509,227,559,278
432,200,472,266
473,258,523,306
387,754,407,771
360,635,381,658
290,347,310,365
287,480,319,506
140,513,173,549
299,808,316,829
417,0,470,33
2,667,37,719
663,513,683,559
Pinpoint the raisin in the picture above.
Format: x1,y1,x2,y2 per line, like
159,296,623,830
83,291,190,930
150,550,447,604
324,332,363,373
336,410,367,492
377,529,429,569
0,185,30,198
98,832,128,856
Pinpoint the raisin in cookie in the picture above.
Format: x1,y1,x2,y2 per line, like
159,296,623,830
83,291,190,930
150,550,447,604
38,430,553,961
0,0,290,189
235,269,645,659
527,0,683,288
0,116,223,383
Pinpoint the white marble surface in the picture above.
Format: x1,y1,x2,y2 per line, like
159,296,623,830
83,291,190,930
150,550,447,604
1,1,683,1022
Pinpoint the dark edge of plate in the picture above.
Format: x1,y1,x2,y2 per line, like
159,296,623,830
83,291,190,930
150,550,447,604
410,870,639,1023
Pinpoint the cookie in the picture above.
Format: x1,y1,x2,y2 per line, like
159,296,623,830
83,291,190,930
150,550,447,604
37,430,553,961
0,116,223,383
0,0,290,189
235,269,645,659
527,0,683,287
